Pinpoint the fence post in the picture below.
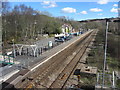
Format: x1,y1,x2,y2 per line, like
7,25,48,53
97,73,99,86
112,71,115,88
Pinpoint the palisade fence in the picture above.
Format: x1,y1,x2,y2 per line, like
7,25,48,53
96,72,117,89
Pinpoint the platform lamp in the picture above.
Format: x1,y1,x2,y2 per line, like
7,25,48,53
12,39,16,58
34,20,37,38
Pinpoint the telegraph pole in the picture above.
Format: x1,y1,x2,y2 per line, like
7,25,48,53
102,20,109,88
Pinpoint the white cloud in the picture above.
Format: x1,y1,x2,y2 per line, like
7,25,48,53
80,11,87,14
42,1,50,5
113,4,118,7
97,0,109,4
90,8,103,12
49,1,57,8
110,8,118,13
118,8,120,11
61,7,76,13
42,1,57,8
98,13,103,15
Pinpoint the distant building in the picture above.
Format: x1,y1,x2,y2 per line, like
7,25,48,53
61,24,73,34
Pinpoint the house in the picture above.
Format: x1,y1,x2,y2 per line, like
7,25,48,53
61,24,73,34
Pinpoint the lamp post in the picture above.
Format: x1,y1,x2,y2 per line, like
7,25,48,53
102,20,109,88
33,20,37,38
41,28,43,36
12,39,16,58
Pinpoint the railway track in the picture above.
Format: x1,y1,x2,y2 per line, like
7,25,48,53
17,30,95,89
49,31,97,88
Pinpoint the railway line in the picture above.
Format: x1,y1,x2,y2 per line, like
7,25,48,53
62,31,97,89
14,30,97,89
49,30,97,88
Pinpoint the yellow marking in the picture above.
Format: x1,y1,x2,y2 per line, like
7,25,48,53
60,74,67,80
25,83,33,90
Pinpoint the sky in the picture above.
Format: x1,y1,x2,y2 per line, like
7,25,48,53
9,0,119,21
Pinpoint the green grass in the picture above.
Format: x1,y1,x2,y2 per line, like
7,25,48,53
85,29,120,87
80,75,96,86
116,79,120,88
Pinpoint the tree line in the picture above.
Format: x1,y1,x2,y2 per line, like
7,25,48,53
2,2,90,46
